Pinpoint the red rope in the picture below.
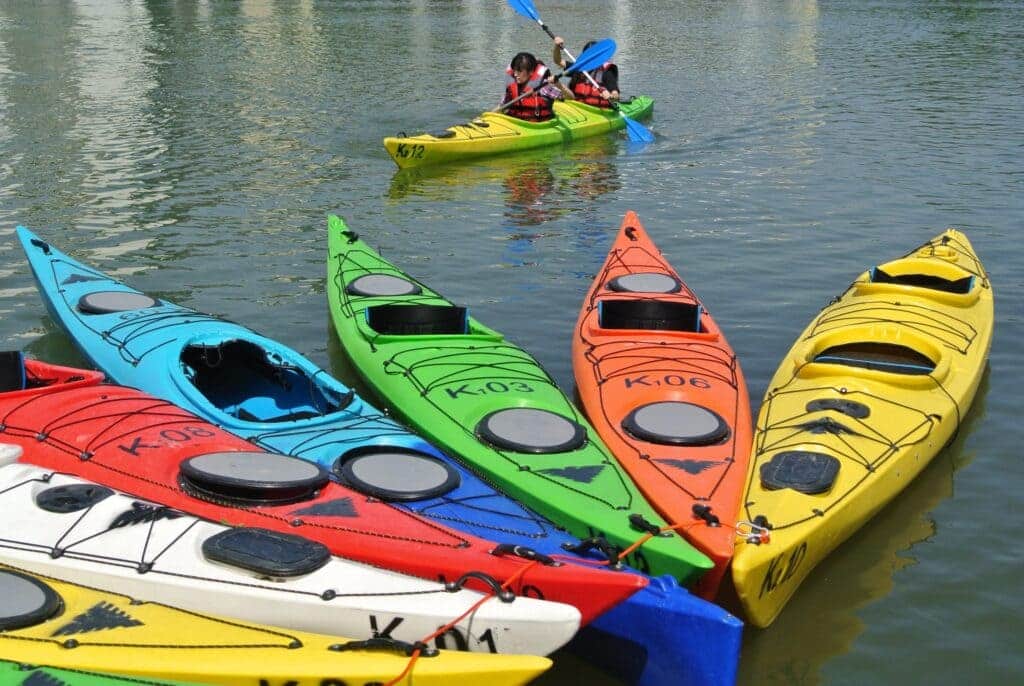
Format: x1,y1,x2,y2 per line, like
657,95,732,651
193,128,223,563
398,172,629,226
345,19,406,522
382,560,541,686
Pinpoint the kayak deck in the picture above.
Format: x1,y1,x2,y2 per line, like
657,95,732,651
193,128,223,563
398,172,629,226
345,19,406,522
573,211,753,600
327,216,714,587
731,229,993,627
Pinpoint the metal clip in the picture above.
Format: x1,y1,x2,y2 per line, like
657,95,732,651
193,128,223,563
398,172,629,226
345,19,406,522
735,520,771,545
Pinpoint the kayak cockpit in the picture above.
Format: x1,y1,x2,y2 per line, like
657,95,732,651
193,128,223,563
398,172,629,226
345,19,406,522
2,352,104,394
812,342,936,376
181,339,353,423
870,266,973,294
598,300,707,334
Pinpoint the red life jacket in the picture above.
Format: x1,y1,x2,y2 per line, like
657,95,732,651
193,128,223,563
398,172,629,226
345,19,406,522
504,62,555,122
571,63,616,108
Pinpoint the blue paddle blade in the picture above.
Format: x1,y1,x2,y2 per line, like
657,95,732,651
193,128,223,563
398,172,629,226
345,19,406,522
508,0,542,22
623,114,656,143
565,38,616,75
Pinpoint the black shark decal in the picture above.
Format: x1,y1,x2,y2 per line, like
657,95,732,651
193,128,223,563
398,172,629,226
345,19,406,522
291,497,357,517
60,273,104,285
108,502,182,529
797,418,856,435
657,459,723,475
51,602,143,636
22,673,70,686
539,465,605,483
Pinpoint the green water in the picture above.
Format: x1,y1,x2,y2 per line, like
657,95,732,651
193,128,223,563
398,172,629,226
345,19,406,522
0,1,1021,684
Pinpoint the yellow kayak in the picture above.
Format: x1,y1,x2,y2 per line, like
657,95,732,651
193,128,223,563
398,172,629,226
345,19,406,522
0,563,550,685
383,97,653,169
731,229,993,628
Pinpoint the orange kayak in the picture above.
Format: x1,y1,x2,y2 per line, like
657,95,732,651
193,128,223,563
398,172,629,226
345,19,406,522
572,211,754,598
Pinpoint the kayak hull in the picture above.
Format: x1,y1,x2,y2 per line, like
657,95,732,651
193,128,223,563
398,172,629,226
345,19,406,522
0,661,196,686
0,563,551,685
15,225,648,626
384,97,653,168
572,211,754,600
326,215,712,586
0,456,581,657
731,229,993,627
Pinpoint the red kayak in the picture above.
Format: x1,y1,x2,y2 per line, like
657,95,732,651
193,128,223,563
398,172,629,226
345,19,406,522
0,356,645,623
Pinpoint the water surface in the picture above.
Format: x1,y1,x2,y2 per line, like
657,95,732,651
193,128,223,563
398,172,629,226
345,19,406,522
0,1,1021,683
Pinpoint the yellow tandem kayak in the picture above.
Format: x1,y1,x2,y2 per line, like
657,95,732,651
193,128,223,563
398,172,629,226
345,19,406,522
0,563,551,685
383,97,653,169
731,229,993,628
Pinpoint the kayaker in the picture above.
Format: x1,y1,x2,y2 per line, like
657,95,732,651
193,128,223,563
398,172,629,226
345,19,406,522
552,37,620,107
501,52,572,122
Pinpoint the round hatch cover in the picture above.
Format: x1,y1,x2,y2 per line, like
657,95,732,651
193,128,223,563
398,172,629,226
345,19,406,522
180,451,329,505
477,408,587,454
622,401,730,446
607,273,681,294
346,274,422,297
335,448,461,502
78,291,159,314
0,569,63,630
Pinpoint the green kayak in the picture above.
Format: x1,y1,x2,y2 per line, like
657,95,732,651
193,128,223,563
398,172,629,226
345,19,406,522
326,215,712,587
0,661,196,686
383,96,653,169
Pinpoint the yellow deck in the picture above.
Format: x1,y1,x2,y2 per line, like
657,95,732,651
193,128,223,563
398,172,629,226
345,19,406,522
0,563,549,685
731,229,993,627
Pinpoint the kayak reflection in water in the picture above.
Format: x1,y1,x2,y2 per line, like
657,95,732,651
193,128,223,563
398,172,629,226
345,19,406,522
502,153,622,228
503,162,561,226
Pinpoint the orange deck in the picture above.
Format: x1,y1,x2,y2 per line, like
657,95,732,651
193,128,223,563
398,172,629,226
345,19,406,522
573,211,754,598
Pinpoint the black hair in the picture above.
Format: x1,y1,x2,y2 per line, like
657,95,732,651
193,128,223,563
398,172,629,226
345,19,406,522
510,52,538,72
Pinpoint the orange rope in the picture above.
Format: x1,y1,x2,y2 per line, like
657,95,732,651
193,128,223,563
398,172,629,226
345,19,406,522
382,560,542,686
616,517,771,566
616,520,702,562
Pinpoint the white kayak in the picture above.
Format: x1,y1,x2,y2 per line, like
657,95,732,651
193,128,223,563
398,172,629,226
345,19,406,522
0,444,580,656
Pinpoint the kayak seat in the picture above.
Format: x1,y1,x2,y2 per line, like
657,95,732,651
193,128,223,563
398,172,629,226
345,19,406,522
366,304,468,335
599,300,702,333
228,396,322,423
0,351,26,392
870,267,973,294
182,340,348,423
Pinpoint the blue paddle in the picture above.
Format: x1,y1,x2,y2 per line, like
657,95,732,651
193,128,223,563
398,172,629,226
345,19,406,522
508,0,655,143
495,38,617,113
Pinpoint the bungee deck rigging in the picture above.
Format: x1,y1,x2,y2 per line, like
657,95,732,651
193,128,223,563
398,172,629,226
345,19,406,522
731,229,993,628
572,211,754,600
327,216,714,587
0,457,582,657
